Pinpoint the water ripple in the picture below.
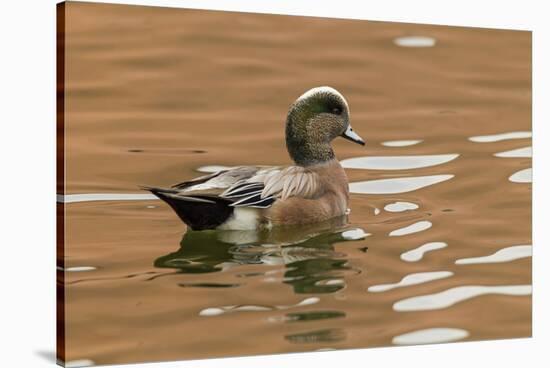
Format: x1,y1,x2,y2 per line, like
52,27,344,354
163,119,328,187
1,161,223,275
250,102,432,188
455,245,532,265
341,228,371,240
469,131,531,143
389,221,432,236
269,310,346,323
393,285,532,312
179,282,241,288
394,36,436,47
61,266,97,272
392,328,469,345
285,328,346,344
350,175,454,194
199,297,320,317
57,193,157,203
368,271,453,293
341,154,459,170
197,165,233,173
384,201,419,212
495,146,532,158
509,168,532,183
401,242,448,262
382,140,422,147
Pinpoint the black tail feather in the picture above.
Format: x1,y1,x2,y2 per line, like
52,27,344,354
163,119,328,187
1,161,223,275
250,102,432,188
141,186,234,230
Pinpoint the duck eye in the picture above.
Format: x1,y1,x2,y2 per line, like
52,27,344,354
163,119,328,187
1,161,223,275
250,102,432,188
332,107,342,115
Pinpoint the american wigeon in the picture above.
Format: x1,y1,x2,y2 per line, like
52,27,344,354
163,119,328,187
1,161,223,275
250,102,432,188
143,86,365,230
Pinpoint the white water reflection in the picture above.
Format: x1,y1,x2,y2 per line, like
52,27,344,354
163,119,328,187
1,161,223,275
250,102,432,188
316,279,345,287
368,271,453,293
62,266,97,272
509,168,532,183
394,36,436,47
390,221,432,236
341,154,459,170
401,242,448,262
199,297,320,317
350,175,454,195
341,228,371,240
384,201,419,213
382,140,423,147
495,146,532,158
456,245,532,265
393,285,532,312
469,131,532,143
197,165,233,173
392,328,469,345
58,193,157,203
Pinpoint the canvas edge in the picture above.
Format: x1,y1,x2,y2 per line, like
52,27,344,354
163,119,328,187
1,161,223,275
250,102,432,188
56,2,67,367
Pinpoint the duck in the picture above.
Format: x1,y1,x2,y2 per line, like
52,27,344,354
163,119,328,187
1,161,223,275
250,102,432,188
142,86,365,231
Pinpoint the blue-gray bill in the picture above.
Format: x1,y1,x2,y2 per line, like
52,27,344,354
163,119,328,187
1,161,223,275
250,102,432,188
341,125,366,146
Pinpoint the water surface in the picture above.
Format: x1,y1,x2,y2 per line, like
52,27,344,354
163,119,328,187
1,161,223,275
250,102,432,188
59,3,532,365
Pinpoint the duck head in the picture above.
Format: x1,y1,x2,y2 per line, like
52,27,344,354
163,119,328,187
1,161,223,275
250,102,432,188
285,86,365,167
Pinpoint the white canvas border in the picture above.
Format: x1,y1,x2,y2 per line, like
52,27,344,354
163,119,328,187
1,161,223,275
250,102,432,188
1,0,547,367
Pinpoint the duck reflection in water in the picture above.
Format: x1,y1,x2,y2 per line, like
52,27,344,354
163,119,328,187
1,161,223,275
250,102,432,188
154,216,367,294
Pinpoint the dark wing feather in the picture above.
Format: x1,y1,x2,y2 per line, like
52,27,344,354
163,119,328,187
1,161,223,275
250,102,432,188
221,183,264,199
219,181,276,209
229,192,276,209
171,170,227,190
